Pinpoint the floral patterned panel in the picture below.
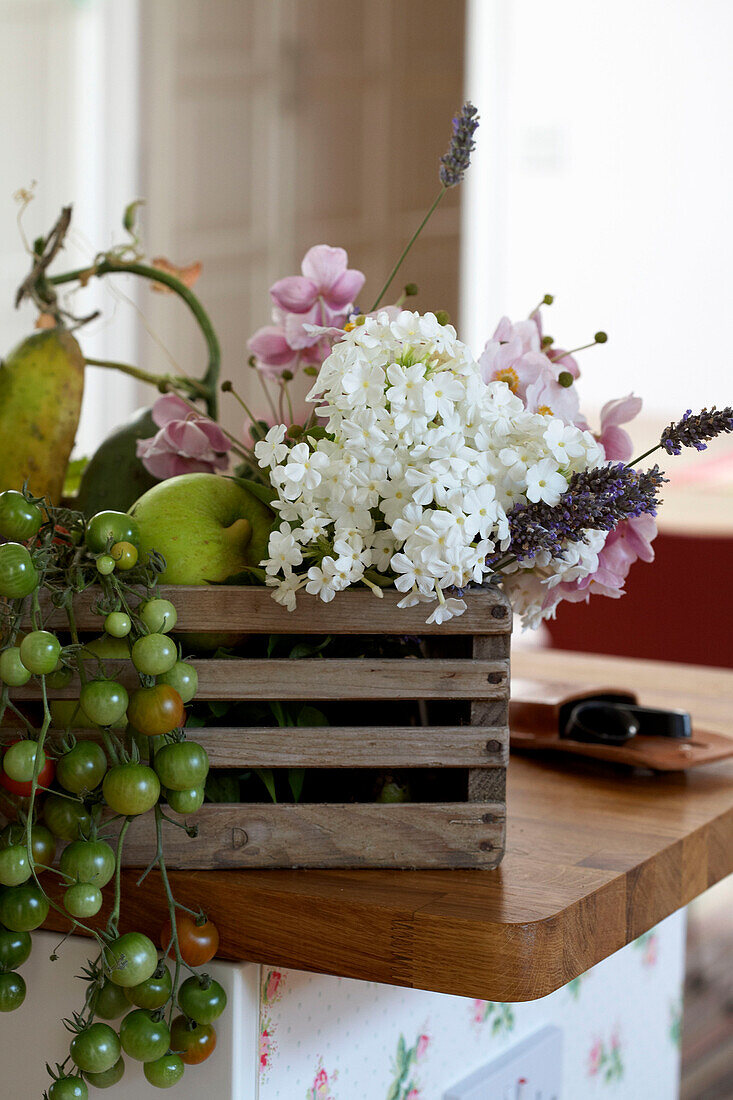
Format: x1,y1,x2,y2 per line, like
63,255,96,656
257,909,685,1100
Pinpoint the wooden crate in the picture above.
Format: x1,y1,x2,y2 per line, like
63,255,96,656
8,585,511,870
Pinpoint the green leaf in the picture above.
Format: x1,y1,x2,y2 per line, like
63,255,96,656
123,198,145,234
204,773,240,802
269,700,288,727
228,476,277,510
267,634,281,657
297,705,328,727
288,768,305,802
218,565,268,586
255,768,277,803
288,636,332,660
62,456,89,496
208,701,230,718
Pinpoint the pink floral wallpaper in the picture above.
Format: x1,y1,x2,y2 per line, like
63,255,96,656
257,911,685,1099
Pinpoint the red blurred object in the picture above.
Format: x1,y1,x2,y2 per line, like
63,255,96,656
545,532,733,668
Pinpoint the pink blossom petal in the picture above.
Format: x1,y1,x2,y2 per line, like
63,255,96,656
248,325,298,368
600,393,643,428
301,244,348,290
199,419,231,453
151,393,192,428
285,309,323,350
324,268,365,311
548,349,580,379
163,420,211,459
270,275,319,313
599,424,634,462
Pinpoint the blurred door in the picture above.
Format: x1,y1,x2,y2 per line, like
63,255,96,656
139,0,466,438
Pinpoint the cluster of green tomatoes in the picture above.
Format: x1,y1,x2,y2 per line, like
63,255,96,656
0,490,225,1095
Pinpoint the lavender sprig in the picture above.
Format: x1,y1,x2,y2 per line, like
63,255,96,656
370,102,480,311
439,102,480,187
660,406,733,456
501,463,667,565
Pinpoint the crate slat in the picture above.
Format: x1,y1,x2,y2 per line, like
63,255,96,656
10,658,509,702
114,801,506,869
32,585,511,635
25,725,508,769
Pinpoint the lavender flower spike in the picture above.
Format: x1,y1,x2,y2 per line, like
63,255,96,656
660,406,733,456
505,463,667,564
439,102,479,187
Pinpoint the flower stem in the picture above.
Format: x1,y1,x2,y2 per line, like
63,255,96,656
85,357,209,399
369,187,446,312
48,258,221,417
626,444,662,468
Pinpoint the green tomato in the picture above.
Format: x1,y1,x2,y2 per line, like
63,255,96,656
83,1056,125,1089
56,742,108,795
103,763,160,816
140,599,178,635
0,845,31,887
0,490,43,541
124,963,172,1010
165,787,204,814
119,1008,171,1062
86,511,140,553
158,661,198,704
154,742,209,792
48,1077,89,1100
104,612,131,638
0,883,49,931
64,882,103,918
132,633,178,676
143,1052,185,1089
96,555,115,576
69,1022,121,1074
177,975,227,1024
93,978,130,1020
0,926,32,970
0,542,38,599
3,740,46,783
60,839,115,887
43,794,92,841
104,932,158,988
46,664,73,689
0,970,26,1011
80,679,129,728
110,541,138,571
0,647,31,687
1,822,55,871
19,629,61,675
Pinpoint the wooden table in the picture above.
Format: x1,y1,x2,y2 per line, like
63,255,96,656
47,651,733,1003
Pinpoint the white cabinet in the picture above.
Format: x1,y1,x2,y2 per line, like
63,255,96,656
0,932,259,1099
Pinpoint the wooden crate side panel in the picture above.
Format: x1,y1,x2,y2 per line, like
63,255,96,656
24,725,509,769
10,658,510,703
469,635,511,803
33,585,512,636
116,802,506,870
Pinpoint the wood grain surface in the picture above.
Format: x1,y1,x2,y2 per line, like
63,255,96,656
10,658,509,703
111,801,506,870
42,651,733,1002
35,584,512,635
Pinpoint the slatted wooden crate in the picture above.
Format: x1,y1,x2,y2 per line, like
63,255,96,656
8,585,511,870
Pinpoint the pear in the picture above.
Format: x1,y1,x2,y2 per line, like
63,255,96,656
77,406,158,517
0,329,84,503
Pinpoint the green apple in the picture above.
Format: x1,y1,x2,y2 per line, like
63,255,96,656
129,473,273,584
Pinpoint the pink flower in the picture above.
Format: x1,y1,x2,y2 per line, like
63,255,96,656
271,245,365,315
588,1038,603,1076
643,936,658,966
136,393,230,480
596,394,642,462
249,245,365,382
550,514,657,607
416,1033,430,1060
259,1028,271,1068
406,1090,421,1099
478,315,580,423
264,969,282,1002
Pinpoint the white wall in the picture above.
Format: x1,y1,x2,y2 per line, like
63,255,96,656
0,0,142,457
463,0,733,420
